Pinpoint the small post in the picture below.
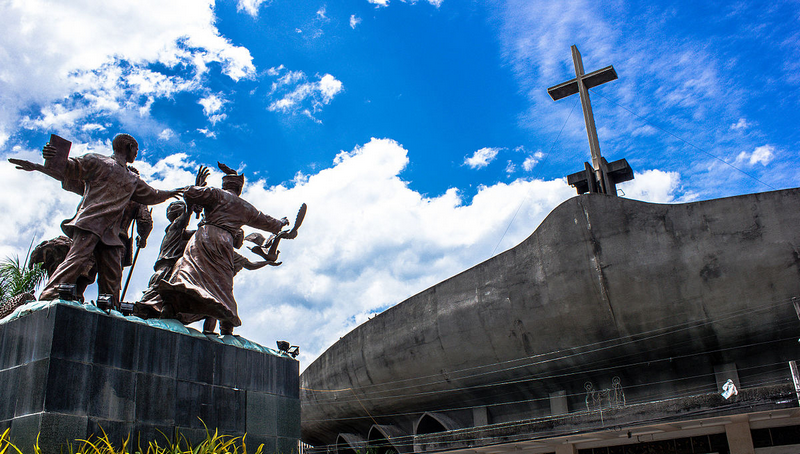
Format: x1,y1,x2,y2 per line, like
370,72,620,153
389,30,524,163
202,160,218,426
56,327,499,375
790,361,800,406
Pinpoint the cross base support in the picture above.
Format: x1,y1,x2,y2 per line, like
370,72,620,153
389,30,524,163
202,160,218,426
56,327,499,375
567,157,634,196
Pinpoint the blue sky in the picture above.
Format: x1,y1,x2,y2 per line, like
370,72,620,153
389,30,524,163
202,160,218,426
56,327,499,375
1,0,798,366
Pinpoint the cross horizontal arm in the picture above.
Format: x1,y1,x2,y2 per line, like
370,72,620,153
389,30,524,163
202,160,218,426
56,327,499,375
547,65,618,101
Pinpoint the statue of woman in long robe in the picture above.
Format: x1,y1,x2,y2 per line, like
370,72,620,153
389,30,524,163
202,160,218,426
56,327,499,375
157,163,291,334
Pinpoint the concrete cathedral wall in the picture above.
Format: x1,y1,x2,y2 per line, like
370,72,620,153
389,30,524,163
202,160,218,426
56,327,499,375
301,189,800,447
0,302,300,453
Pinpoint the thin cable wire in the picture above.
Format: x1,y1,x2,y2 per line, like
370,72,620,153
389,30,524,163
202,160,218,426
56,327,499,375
490,96,580,257
590,89,777,191
305,295,794,401
309,379,796,452
312,379,797,451
304,314,797,409
303,296,797,403
304,332,798,413
303,360,793,424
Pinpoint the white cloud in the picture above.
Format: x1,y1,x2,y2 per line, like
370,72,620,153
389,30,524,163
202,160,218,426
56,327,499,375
522,151,545,171
199,95,225,116
730,118,750,130
197,128,217,138
736,144,775,166
198,94,228,125
350,15,362,29
367,0,441,8
267,68,343,120
208,114,227,125
237,0,271,17
505,160,516,174
631,125,657,137
81,124,106,132
158,129,175,140
617,169,688,203
317,6,327,19
318,75,344,102
751,145,775,165
0,0,254,142
0,138,685,368
464,147,500,169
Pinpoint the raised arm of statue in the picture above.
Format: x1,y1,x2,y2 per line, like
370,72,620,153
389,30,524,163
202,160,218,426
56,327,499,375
131,180,187,206
247,211,287,235
8,136,73,182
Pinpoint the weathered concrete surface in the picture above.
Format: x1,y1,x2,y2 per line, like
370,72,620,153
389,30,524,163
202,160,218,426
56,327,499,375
301,190,800,447
0,301,300,453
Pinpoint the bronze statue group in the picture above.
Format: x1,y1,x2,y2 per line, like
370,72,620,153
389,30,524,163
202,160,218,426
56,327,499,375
9,133,303,335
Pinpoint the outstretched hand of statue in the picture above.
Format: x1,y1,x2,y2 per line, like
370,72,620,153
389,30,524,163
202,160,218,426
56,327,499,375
8,142,62,178
195,165,210,187
169,186,189,200
7,158,39,172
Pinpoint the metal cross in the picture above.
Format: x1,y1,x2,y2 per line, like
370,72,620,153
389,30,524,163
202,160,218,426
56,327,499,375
547,45,617,170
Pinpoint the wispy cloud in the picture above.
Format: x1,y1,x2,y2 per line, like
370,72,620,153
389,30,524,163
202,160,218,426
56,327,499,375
237,0,271,17
464,147,500,169
367,0,441,7
505,160,516,174
522,151,545,171
730,118,750,130
197,128,217,138
267,67,344,122
350,15,362,29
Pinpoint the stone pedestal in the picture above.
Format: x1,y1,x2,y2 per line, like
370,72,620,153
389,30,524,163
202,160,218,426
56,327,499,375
0,301,300,453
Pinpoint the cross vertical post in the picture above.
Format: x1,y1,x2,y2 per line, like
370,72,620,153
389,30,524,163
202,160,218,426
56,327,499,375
572,45,602,170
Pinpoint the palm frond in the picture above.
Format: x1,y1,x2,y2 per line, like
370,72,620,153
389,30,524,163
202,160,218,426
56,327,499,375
0,255,46,300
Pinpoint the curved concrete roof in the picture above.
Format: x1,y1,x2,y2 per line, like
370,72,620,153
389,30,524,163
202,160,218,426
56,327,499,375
301,190,800,446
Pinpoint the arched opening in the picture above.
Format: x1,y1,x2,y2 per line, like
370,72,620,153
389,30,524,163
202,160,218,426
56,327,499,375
414,412,461,436
335,433,364,454
415,413,448,435
367,425,405,454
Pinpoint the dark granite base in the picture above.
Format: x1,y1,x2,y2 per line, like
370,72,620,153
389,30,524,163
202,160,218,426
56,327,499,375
0,301,300,453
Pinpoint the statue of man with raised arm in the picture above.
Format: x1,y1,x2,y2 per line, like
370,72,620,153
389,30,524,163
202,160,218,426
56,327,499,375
9,134,185,309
